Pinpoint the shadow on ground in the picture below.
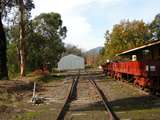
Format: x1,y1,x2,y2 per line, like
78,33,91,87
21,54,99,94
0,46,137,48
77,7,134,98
110,95,160,111
70,95,160,113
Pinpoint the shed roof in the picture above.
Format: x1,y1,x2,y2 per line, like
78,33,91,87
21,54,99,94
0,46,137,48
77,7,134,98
58,54,84,70
117,40,160,56
59,54,83,61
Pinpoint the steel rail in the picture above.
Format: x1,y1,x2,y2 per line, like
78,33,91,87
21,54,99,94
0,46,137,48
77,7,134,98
88,78,119,120
56,73,79,120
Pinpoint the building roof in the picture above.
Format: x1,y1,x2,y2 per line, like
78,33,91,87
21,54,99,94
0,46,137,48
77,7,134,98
59,54,84,61
117,40,160,56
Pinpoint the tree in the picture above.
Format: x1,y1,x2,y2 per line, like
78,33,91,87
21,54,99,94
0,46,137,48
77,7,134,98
63,44,83,57
102,20,150,60
150,13,160,40
0,0,34,79
7,12,67,72
18,0,25,77
26,12,67,70
17,0,34,77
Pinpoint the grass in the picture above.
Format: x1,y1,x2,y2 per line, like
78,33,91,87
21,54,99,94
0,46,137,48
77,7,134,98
0,92,17,104
117,108,160,120
11,71,65,82
14,111,41,120
13,103,60,120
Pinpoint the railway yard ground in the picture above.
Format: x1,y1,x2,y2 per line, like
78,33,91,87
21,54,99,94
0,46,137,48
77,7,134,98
0,70,160,120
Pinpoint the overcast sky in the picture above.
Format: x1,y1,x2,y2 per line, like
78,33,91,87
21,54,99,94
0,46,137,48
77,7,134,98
32,0,160,51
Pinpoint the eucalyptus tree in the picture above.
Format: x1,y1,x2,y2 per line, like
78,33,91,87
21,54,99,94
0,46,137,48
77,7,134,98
0,0,34,78
17,0,34,77
26,12,67,70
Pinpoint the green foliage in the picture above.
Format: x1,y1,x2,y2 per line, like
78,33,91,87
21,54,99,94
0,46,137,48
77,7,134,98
0,0,35,79
6,12,67,75
14,111,40,120
150,13,160,40
101,20,150,61
7,43,19,78
63,44,84,57
26,12,67,70
1,0,34,19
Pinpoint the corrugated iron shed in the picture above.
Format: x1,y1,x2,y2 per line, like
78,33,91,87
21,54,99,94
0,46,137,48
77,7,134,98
58,54,85,70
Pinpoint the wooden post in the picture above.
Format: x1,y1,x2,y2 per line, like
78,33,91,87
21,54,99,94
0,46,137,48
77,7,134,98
32,82,36,99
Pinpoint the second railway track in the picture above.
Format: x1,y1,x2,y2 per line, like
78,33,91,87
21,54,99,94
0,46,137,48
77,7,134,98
88,78,119,120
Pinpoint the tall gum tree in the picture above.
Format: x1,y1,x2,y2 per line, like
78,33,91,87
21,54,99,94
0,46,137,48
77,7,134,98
18,0,26,77
17,0,34,77
0,0,34,79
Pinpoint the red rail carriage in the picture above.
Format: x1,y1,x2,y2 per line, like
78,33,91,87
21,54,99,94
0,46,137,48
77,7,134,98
102,40,160,94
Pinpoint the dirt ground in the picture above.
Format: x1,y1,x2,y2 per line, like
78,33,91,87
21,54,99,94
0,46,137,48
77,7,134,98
0,74,72,120
96,77,160,120
0,72,160,120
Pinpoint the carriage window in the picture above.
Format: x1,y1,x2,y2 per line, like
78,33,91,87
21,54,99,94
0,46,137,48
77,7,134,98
143,49,150,55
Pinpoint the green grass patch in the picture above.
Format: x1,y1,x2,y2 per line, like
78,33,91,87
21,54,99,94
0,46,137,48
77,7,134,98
14,111,40,120
117,108,160,120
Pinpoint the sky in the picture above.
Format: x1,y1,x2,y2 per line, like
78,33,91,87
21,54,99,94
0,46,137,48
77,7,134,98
32,0,160,51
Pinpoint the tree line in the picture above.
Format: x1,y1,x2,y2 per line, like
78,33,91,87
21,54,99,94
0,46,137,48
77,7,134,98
100,13,160,62
0,0,67,79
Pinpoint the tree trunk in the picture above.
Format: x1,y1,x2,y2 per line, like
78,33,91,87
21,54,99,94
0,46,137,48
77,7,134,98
19,0,26,77
0,14,9,80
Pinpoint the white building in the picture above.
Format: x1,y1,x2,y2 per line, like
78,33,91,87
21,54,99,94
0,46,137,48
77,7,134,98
58,54,85,70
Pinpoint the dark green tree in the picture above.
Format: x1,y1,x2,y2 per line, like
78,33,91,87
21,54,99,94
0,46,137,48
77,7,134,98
63,44,83,57
26,12,67,70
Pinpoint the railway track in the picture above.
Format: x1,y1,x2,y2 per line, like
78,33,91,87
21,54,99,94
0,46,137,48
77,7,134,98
56,74,79,120
56,73,119,120
88,78,119,120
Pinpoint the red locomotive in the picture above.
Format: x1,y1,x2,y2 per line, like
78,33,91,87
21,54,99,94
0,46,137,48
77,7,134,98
102,40,160,94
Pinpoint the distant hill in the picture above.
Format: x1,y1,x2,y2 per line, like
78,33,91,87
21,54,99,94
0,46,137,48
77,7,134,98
86,47,103,55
